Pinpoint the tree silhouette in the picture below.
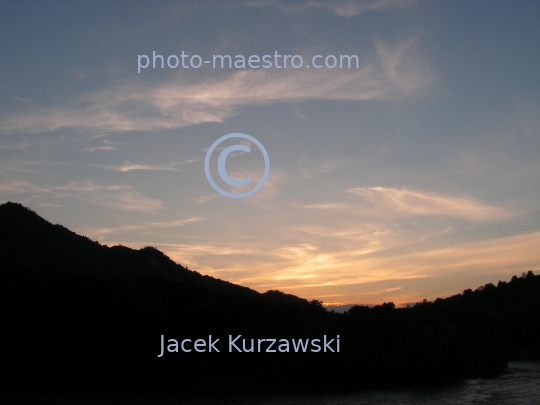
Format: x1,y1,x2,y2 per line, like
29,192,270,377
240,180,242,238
1,201,538,395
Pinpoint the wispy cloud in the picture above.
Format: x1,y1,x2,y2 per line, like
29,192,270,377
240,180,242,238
299,203,350,209
84,217,204,240
139,184,527,301
54,182,162,211
0,84,32,104
116,159,198,172
347,187,515,220
115,164,176,172
0,140,35,150
246,0,416,16
254,231,540,302
82,138,121,152
0,180,50,194
327,0,416,16
0,39,427,135
90,162,193,172
375,37,425,92
83,145,118,152
188,194,222,204
35,202,64,208
297,157,352,179
0,180,161,212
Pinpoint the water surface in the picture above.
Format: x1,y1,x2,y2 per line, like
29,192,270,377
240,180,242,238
9,361,540,405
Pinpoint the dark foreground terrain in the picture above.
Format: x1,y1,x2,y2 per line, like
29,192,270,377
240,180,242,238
1,202,538,395
4,361,540,405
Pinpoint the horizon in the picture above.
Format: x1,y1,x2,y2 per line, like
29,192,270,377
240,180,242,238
1,199,535,309
0,1,539,306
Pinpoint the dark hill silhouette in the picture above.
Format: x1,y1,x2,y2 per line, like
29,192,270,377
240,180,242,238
0,201,262,298
1,201,538,396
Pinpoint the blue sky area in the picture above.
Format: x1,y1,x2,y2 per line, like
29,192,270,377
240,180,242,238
1,0,538,305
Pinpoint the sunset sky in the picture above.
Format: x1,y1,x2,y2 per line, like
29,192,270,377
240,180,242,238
1,0,538,306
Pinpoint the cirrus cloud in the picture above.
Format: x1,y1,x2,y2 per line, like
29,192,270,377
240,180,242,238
347,187,516,221
0,39,428,135
246,0,416,16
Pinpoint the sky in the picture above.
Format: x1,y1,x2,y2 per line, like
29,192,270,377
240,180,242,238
0,0,539,306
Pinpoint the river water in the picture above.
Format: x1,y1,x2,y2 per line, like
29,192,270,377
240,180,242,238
9,361,540,405
171,361,540,405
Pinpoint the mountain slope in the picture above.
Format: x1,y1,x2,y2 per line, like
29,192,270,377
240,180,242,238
1,201,537,396
0,201,261,298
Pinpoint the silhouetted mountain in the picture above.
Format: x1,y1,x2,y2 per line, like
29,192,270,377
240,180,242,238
1,201,538,396
0,201,260,298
